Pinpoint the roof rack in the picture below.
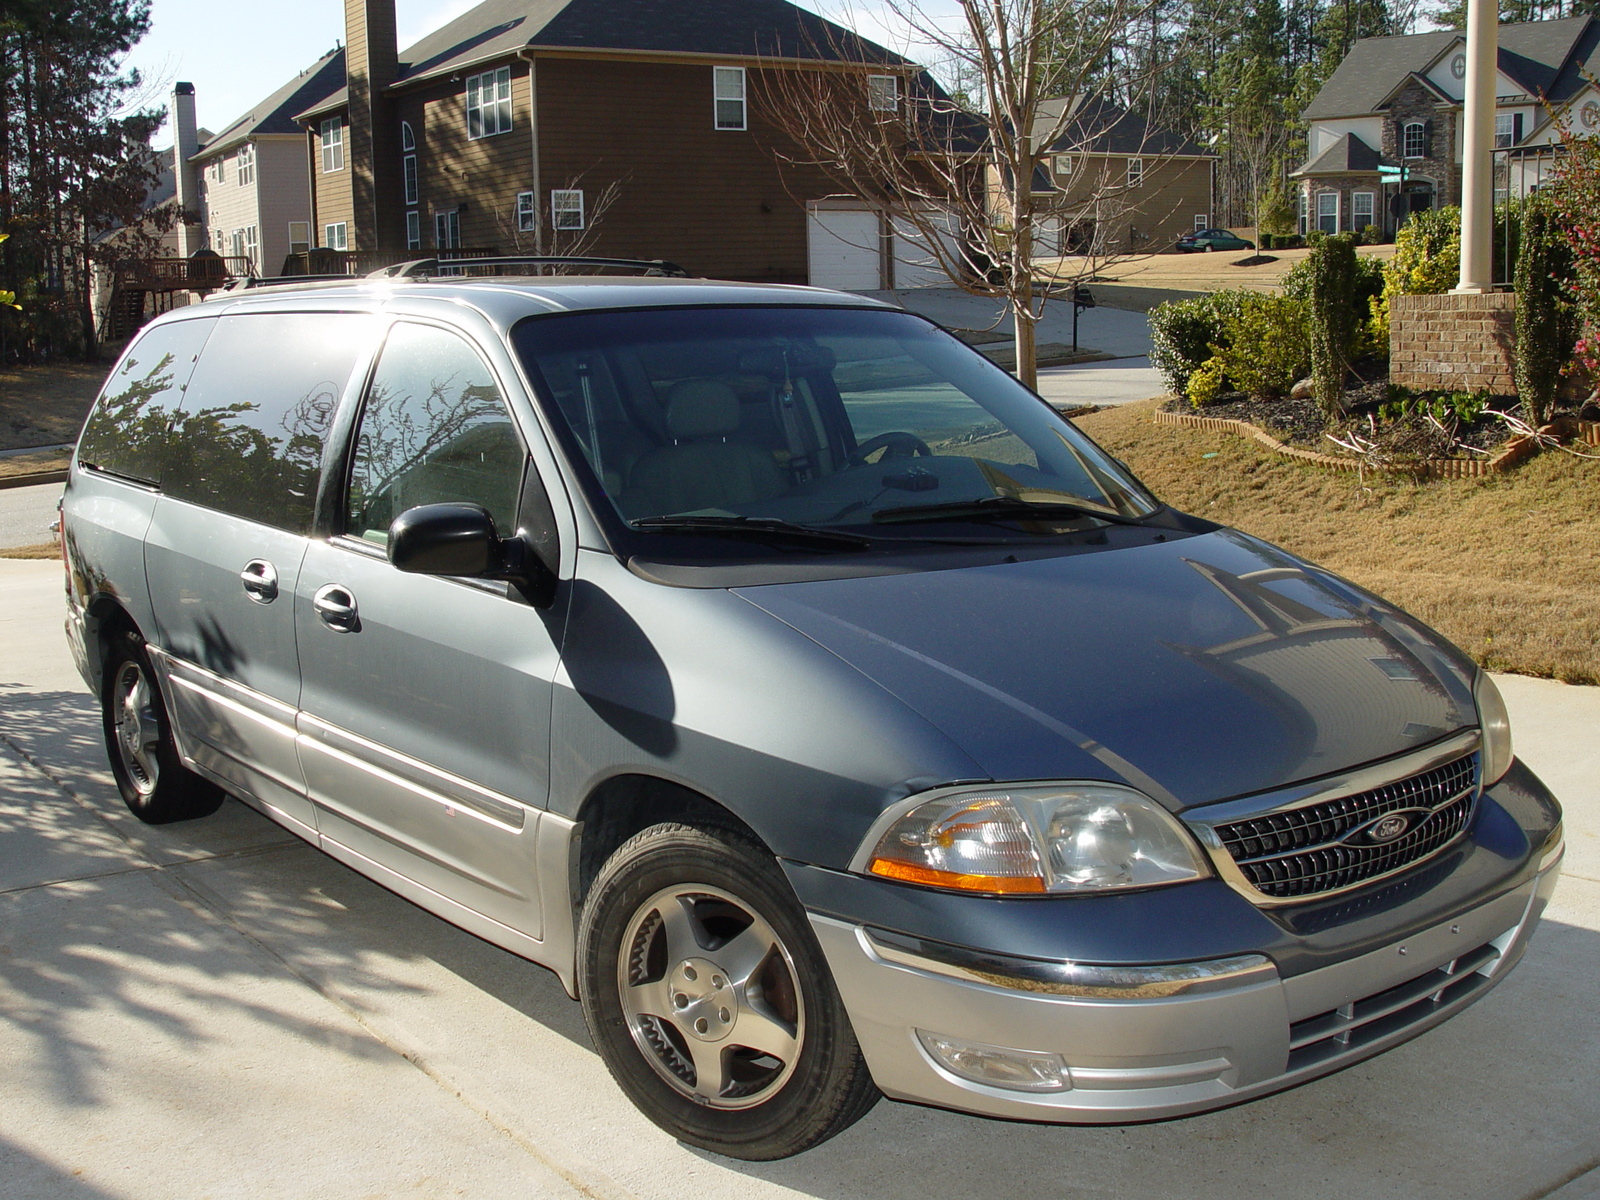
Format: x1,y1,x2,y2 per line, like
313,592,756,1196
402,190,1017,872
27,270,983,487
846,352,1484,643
367,256,692,280
222,273,360,292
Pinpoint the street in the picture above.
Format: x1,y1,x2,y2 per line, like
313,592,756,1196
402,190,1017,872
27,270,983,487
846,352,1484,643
0,481,60,550
1,556,1597,1200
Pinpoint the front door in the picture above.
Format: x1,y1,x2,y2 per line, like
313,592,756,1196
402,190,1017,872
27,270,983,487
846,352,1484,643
294,319,564,939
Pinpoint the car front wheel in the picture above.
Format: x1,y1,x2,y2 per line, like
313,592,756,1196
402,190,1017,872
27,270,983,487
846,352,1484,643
578,822,879,1159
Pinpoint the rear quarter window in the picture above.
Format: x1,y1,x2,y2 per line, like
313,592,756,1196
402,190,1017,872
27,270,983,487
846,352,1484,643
162,312,380,533
77,318,216,484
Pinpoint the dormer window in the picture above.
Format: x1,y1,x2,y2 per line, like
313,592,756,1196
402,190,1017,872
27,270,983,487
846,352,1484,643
1403,121,1427,159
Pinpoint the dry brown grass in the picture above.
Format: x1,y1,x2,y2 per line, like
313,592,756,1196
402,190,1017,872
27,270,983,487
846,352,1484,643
0,362,107,450
0,542,59,559
1075,400,1600,684
0,447,70,479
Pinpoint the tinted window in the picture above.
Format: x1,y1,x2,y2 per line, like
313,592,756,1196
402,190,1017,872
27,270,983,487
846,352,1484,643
345,322,524,545
164,312,378,532
77,318,215,484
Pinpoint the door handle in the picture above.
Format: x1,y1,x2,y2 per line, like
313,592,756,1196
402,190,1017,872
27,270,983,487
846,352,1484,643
312,583,360,632
240,559,279,603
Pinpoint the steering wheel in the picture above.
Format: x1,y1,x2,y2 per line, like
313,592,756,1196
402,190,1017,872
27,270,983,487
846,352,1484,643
848,430,933,466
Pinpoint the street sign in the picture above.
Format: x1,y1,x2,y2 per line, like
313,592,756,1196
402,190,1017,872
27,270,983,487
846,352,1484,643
1378,167,1407,180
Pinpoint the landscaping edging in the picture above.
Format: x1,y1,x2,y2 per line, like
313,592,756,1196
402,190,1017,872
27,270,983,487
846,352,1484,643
0,468,67,490
1152,408,1599,478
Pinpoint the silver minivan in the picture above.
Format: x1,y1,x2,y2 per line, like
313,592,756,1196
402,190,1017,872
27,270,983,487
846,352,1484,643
63,269,1565,1159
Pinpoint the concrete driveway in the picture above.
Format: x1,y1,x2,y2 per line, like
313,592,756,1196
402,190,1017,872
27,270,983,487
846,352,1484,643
1,556,1597,1200
0,481,62,550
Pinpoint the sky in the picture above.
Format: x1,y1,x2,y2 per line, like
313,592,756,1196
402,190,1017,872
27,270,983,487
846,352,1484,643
123,0,956,148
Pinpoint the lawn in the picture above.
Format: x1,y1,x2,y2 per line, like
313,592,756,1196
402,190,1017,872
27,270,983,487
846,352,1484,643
0,361,106,449
1075,400,1600,684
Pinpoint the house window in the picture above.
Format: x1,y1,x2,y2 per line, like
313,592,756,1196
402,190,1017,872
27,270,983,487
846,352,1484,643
242,225,258,267
1403,121,1426,159
237,143,254,186
1194,214,1209,231
230,228,244,259
1495,113,1515,149
406,211,421,250
1316,192,1338,234
1126,157,1143,187
434,209,460,248
552,189,584,231
324,221,348,251
400,120,415,152
714,66,746,130
867,74,899,113
321,118,345,171
288,221,310,255
1053,155,1073,176
517,191,537,233
1353,191,1374,228
1297,189,1307,235
214,229,226,251
466,66,513,139
403,154,418,206
208,157,225,184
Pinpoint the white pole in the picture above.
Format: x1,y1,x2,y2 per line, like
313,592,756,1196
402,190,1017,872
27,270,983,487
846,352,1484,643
1455,0,1498,293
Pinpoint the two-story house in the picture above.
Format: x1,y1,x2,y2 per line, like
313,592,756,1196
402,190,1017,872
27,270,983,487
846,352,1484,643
293,0,919,286
1293,15,1600,236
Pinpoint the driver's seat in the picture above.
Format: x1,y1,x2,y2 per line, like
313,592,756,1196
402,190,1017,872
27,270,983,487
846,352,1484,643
622,380,788,516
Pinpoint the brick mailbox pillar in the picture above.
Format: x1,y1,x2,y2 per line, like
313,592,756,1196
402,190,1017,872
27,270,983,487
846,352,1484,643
1389,292,1518,393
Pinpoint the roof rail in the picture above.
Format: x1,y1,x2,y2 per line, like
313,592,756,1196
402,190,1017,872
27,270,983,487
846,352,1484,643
222,273,360,292
367,256,692,280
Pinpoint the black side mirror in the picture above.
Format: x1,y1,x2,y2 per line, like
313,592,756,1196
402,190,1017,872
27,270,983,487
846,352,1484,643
388,503,505,577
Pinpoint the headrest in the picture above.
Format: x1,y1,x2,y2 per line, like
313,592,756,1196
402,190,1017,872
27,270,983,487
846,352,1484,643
665,379,741,440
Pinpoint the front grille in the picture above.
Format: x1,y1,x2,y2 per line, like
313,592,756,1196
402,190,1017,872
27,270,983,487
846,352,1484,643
1287,939,1501,1072
1214,752,1478,900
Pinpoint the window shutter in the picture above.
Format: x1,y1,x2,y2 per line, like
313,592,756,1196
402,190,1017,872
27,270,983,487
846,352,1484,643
1514,112,1524,143
1423,118,1434,157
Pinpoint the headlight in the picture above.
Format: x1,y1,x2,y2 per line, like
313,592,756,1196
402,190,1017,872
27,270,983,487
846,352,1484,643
856,784,1209,896
1475,671,1514,786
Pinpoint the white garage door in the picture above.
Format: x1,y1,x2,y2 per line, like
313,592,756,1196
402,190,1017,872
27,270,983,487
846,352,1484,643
890,211,960,288
808,209,882,291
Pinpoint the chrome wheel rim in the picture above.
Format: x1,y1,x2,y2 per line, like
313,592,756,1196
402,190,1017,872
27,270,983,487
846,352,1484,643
112,662,161,799
617,884,805,1110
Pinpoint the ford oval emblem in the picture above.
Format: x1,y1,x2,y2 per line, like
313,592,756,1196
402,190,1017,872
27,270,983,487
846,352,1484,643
1367,814,1413,844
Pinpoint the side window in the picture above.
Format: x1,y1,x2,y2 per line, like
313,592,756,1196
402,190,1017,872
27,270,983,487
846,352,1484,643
345,322,524,547
78,318,216,484
164,312,378,533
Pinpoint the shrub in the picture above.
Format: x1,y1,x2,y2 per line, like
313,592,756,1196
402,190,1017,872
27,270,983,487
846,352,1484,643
1148,289,1255,394
1308,233,1359,419
1305,229,1326,247
1186,356,1226,407
1358,224,1384,245
1217,293,1310,398
1514,196,1579,425
1371,206,1462,347
1379,387,1492,426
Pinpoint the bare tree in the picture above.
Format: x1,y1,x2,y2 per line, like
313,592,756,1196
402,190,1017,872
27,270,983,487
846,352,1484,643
753,0,1180,388
493,173,627,263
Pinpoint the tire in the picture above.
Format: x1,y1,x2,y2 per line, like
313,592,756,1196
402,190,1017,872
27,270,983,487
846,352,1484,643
101,629,225,824
1203,243,1215,252
578,822,879,1160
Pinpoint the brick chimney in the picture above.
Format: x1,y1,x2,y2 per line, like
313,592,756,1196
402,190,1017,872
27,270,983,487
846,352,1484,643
171,82,203,256
344,0,402,251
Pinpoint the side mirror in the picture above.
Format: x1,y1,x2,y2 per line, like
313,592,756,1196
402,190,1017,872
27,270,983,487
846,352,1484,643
388,503,507,578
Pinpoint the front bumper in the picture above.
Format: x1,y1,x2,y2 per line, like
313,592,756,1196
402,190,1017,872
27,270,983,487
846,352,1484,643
811,849,1561,1122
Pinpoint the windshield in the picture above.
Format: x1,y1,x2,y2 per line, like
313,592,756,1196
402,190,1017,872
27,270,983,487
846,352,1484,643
511,306,1157,549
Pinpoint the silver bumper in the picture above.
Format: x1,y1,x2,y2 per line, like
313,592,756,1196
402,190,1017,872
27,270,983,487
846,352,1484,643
812,854,1562,1122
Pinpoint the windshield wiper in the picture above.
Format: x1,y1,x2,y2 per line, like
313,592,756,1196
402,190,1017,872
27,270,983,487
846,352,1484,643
871,495,1147,526
629,515,874,549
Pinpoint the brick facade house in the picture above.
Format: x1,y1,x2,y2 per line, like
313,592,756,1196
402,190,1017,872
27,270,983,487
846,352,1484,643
1293,15,1600,237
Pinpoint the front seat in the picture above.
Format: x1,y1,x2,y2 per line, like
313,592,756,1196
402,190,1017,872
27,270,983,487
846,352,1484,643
623,379,788,516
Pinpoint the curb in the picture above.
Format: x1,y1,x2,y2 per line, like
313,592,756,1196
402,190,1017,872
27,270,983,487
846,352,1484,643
1151,409,1598,479
0,469,68,491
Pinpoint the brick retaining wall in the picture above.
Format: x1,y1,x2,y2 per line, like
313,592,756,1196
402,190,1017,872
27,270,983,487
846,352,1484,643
1389,292,1517,393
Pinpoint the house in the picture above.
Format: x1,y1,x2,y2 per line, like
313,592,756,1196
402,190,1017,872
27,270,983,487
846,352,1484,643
1293,15,1600,236
1028,97,1216,255
187,50,348,274
292,0,921,286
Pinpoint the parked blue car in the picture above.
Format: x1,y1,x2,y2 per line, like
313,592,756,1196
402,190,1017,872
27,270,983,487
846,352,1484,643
1177,228,1256,252
62,268,1563,1159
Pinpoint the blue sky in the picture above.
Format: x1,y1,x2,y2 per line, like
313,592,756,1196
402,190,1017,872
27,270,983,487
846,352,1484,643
123,0,944,147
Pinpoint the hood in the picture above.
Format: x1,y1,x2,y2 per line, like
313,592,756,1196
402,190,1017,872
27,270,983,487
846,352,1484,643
735,530,1478,809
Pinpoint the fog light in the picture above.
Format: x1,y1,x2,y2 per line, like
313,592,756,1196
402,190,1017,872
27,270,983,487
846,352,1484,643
915,1030,1069,1092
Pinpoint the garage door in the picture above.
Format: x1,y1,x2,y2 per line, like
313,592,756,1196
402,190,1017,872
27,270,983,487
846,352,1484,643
808,209,882,291
891,211,959,288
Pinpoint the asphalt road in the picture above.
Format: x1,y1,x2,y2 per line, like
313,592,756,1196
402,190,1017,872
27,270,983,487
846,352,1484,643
1,556,1597,1200
1035,355,1163,408
0,482,61,550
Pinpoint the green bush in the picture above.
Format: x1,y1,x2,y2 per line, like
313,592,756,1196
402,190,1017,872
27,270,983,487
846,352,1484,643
1148,289,1255,394
1308,233,1360,419
1513,196,1579,425
1186,356,1226,407
1283,251,1384,308
1358,224,1385,245
1370,206,1461,347
1380,387,1491,425
1305,229,1327,247
1217,293,1311,398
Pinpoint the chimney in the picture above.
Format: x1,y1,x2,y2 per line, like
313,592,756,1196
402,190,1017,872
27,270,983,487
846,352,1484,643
344,0,402,252
171,82,203,256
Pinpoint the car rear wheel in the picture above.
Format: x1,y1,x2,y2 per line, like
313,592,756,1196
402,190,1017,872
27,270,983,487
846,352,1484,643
578,822,879,1159
102,630,225,824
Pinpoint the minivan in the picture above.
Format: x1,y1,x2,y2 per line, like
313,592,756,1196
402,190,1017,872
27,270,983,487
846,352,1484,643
62,264,1565,1160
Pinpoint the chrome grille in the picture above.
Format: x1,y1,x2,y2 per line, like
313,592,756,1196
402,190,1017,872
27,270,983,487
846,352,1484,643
1213,752,1478,901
